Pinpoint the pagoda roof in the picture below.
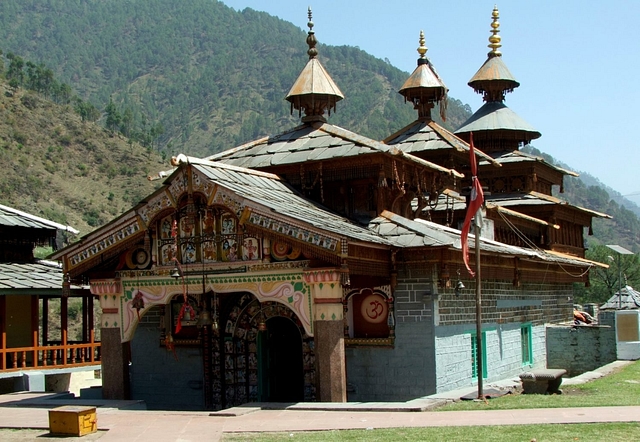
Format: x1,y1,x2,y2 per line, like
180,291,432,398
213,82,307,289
399,60,447,93
384,119,499,166
480,150,578,177
207,121,461,177
487,192,612,219
455,101,541,141
285,8,343,120
369,210,606,268
286,58,344,102
468,54,519,90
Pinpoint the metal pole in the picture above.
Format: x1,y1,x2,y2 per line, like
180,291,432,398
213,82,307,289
618,253,622,310
475,220,483,400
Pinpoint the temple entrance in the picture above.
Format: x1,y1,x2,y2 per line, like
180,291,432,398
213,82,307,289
214,293,316,410
258,316,304,402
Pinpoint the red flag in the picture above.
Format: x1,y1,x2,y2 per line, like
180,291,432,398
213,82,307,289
461,133,484,277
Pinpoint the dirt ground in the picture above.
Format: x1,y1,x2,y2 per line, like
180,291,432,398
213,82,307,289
0,428,106,441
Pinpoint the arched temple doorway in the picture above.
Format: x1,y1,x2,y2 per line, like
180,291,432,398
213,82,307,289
215,293,315,409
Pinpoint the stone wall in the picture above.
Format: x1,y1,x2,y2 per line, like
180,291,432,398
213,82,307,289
546,324,616,377
434,323,546,392
129,306,205,410
438,281,573,327
345,269,436,401
346,266,573,400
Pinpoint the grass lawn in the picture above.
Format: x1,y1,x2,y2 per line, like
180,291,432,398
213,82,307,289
438,360,640,411
224,423,640,441
224,361,640,441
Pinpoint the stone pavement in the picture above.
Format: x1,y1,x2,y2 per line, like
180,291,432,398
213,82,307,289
0,361,637,442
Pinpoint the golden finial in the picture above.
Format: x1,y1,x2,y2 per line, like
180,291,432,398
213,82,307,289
306,7,318,59
488,5,502,56
417,30,428,59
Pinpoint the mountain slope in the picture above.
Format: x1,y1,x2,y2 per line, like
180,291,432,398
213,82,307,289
0,0,470,158
0,82,163,236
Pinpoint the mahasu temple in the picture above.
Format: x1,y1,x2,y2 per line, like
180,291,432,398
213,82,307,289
51,6,609,410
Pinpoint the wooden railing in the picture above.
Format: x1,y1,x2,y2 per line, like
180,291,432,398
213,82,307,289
0,342,101,372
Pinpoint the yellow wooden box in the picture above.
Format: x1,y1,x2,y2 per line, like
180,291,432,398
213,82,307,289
48,405,97,436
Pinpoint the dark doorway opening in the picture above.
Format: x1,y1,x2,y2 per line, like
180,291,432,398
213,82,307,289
258,316,304,402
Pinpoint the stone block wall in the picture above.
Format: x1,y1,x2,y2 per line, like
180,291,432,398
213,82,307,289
438,281,573,327
346,265,572,400
346,321,436,401
434,323,546,392
345,268,436,401
546,324,617,377
129,306,205,410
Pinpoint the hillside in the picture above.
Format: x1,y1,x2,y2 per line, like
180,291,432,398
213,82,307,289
0,82,163,236
0,0,638,255
0,0,470,158
522,146,640,252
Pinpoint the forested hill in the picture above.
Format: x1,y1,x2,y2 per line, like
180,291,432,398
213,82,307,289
0,0,471,158
0,0,639,251
522,146,640,252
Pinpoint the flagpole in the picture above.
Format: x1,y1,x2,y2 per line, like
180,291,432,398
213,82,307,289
474,218,483,400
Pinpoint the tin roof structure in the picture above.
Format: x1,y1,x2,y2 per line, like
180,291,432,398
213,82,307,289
455,6,540,144
285,8,343,122
397,31,447,120
455,101,541,141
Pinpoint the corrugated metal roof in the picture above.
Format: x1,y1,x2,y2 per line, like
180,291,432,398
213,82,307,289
0,204,78,234
455,101,541,140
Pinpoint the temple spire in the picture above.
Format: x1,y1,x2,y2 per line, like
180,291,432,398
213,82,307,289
285,8,344,123
456,5,540,151
467,5,519,103
398,30,448,121
488,5,502,57
306,7,318,59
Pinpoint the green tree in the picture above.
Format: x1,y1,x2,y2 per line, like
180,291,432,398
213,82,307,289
104,97,121,132
578,245,640,305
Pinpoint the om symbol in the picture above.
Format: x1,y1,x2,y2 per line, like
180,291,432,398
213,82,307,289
360,294,388,324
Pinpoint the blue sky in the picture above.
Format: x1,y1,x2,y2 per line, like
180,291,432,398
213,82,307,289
221,1,640,200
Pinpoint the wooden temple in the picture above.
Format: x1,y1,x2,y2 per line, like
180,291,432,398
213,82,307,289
50,7,609,409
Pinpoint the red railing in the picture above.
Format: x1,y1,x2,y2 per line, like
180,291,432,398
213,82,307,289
0,342,101,372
